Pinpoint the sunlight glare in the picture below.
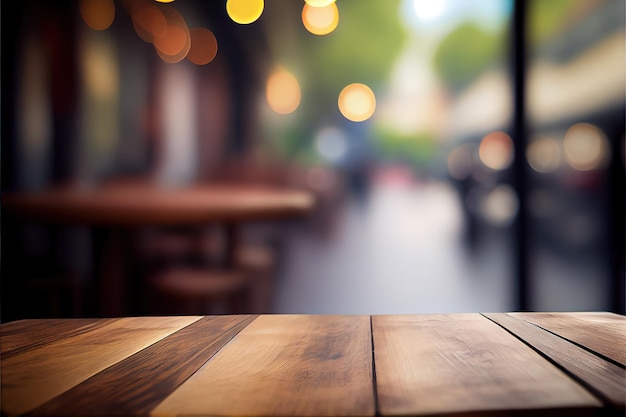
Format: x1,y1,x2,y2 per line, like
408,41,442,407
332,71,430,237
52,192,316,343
304,0,336,7
412,0,447,22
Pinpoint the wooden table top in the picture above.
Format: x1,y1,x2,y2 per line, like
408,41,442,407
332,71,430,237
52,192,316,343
1,182,314,226
1,313,624,417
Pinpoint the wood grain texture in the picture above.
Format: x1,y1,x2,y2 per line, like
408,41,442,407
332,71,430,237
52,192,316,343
484,313,625,411
1,316,200,417
26,315,257,416
372,314,601,417
152,315,375,417
0,318,115,358
512,312,626,366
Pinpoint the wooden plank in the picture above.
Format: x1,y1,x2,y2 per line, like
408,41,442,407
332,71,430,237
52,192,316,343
565,312,626,324
1,316,200,417
512,312,626,366
484,313,625,411
372,314,601,417
27,315,257,416
0,318,117,359
152,315,375,417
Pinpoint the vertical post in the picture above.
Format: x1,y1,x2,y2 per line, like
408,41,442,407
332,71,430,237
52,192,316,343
609,122,625,314
1,1,22,192
512,0,530,311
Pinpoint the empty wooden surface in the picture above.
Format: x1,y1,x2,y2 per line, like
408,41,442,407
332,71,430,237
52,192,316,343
484,313,625,410
372,314,600,416
27,315,257,416
0,318,112,358
511,312,626,366
1,313,623,417
153,315,375,417
1,316,199,416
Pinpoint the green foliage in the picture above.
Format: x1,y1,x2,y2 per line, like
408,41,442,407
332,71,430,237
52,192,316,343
302,0,407,109
373,126,436,166
433,22,504,94
528,0,576,46
264,1,408,156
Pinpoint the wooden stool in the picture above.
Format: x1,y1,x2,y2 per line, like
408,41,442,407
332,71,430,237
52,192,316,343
149,268,250,315
235,245,276,313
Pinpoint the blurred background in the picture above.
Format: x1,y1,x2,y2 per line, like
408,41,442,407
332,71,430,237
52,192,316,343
1,0,624,321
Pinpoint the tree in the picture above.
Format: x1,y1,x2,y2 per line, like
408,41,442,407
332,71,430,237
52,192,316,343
433,22,503,94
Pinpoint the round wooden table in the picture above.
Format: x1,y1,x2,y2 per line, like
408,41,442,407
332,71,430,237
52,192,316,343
2,181,315,316
2,182,314,226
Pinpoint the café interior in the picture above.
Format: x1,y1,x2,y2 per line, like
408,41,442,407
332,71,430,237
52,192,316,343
1,0,624,322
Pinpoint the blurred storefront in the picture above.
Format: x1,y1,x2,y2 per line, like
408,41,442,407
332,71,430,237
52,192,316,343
1,0,623,318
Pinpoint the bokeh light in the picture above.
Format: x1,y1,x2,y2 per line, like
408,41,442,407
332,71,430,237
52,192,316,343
479,131,514,170
80,0,115,31
302,2,339,35
266,69,301,114
155,0,175,3
226,0,264,25
153,6,191,64
482,185,518,226
447,144,475,180
563,123,608,171
410,0,447,22
82,39,119,100
315,127,348,162
304,0,336,7
187,28,218,65
131,3,167,43
307,167,337,192
527,136,561,173
338,83,376,122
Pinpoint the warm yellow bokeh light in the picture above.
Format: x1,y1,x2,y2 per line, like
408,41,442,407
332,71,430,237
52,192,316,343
226,0,264,24
80,0,115,31
563,123,608,171
155,0,175,3
304,0,336,7
479,131,514,170
266,70,301,115
187,28,218,65
527,137,561,173
302,3,339,35
338,83,376,122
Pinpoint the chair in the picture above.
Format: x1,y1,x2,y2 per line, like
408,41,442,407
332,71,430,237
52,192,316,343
235,245,276,313
148,267,250,315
